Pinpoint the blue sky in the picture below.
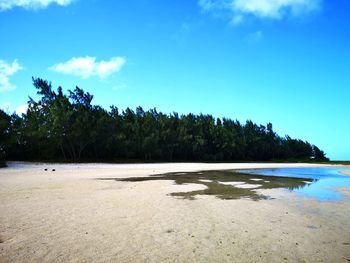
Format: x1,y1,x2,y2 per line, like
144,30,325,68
0,0,349,160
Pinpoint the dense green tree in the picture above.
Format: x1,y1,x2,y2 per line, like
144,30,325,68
3,78,329,163
0,109,11,166
313,145,327,161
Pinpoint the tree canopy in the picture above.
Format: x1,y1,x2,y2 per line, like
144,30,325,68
0,78,329,163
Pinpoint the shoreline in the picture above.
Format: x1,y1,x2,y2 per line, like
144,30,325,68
2,160,337,171
1,162,350,262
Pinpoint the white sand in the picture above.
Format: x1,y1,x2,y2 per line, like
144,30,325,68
234,183,262,189
1,162,350,263
198,179,213,183
250,178,264,181
341,169,350,176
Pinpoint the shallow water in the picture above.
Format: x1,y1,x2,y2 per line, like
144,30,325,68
241,167,350,201
100,167,350,201
100,170,314,200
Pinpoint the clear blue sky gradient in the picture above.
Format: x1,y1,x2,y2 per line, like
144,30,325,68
0,0,349,160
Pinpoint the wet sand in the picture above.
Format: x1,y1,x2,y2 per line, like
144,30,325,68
342,169,350,176
1,162,350,263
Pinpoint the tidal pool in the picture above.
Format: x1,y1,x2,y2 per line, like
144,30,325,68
100,170,314,200
241,167,350,201
100,167,350,201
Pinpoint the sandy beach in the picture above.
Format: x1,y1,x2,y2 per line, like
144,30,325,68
1,162,350,263
342,170,350,176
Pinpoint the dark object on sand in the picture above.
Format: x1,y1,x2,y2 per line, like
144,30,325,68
52,169,56,172
44,168,48,171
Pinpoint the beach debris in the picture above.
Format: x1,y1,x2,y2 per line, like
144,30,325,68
44,168,48,171
52,169,56,172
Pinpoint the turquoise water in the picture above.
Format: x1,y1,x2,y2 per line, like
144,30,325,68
240,168,350,201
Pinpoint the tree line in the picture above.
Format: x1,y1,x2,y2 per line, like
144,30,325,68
0,78,328,165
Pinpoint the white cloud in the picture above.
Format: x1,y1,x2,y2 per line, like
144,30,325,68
49,56,126,79
0,0,73,11
233,0,321,19
0,102,27,115
0,59,22,93
198,0,219,12
198,0,321,23
16,104,28,115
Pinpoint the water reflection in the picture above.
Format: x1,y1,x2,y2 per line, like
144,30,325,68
241,168,350,201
